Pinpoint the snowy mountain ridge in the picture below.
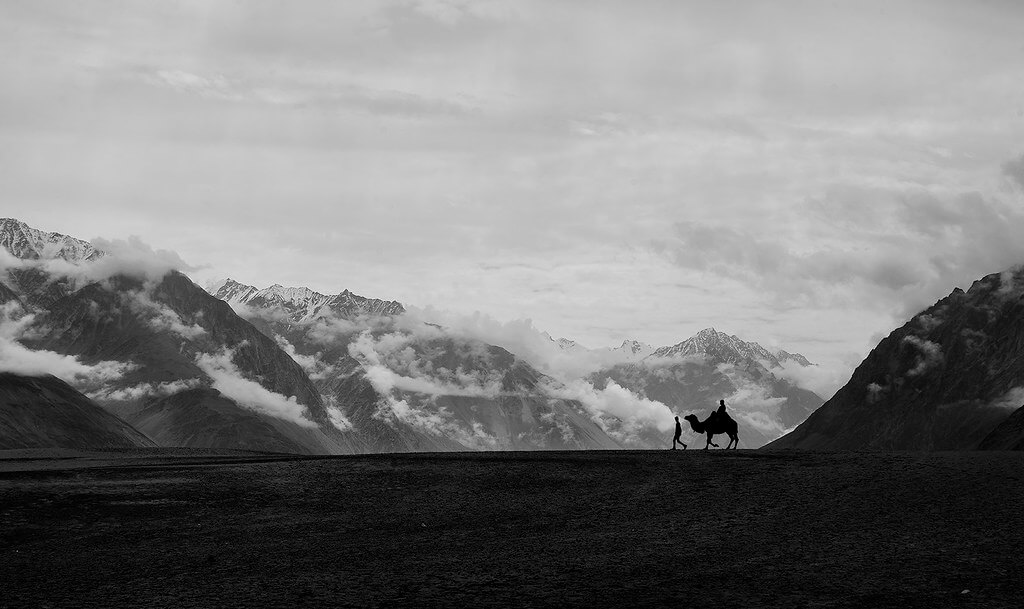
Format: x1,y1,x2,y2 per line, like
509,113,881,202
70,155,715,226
548,328,810,368
649,328,813,368
0,217,102,263
209,278,405,321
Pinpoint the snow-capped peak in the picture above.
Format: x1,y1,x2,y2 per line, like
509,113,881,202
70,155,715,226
775,349,814,367
649,328,812,368
546,333,589,352
616,339,653,355
209,278,404,321
0,218,102,263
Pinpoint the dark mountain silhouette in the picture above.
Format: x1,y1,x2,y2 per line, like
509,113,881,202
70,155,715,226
978,405,1024,450
0,373,154,450
769,267,1024,450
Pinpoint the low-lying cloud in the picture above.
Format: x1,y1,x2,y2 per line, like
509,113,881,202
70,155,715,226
88,378,203,402
127,290,207,340
402,306,654,380
1,235,194,289
902,335,944,377
0,302,133,385
195,346,318,428
542,378,673,446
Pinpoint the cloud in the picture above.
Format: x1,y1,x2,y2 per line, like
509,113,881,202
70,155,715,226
127,290,206,340
866,382,887,404
401,306,650,380
772,360,849,400
347,329,505,398
541,377,673,445
343,328,501,447
274,335,336,380
988,386,1024,411
138,67,475,117
321,395,354,432
87,378,203,401
195,347,318,428
902,335,944,377
1003,154,1024,190
0,302,133,384
662,182,1024,320
1,235,195,288
376,394,500,449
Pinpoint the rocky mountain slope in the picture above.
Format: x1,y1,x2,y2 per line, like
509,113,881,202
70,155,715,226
769,267,1024,450
0,217,101,262
0,373,155,449
1,221,363,454
225,296,624,451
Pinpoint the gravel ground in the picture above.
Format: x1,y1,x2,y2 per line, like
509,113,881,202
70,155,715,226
2,450,1023,608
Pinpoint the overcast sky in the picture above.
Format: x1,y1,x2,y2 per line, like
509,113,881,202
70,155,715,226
4,0,1024,386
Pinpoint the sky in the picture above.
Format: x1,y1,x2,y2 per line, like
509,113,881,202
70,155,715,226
3,0,1024,394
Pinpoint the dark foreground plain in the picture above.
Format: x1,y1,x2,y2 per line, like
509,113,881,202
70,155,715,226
2,450,1023,608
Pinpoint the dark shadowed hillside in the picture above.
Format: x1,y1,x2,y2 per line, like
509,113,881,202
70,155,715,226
979,405,1024,450
770,267,1024,450
0,373,154,449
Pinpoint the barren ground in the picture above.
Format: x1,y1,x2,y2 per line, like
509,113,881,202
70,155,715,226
2,450,1023,608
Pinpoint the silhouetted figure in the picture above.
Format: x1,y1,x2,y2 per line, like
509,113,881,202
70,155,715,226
672,416,687,450
683,409,740,450
717,399,727,416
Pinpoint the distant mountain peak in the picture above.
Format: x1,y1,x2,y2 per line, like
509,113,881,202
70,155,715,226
610,339,654,358
649,328,812,368
0,218,102,263
210,278,404,321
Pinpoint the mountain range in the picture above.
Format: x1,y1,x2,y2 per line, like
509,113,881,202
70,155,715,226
0,217,894,453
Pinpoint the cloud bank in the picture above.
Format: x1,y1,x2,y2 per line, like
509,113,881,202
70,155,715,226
195,347,318,428
0,302,133,385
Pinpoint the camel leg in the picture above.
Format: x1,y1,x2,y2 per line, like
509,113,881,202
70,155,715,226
705,433,718,449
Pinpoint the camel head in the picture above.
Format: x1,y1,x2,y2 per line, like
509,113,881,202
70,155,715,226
683,414,699,426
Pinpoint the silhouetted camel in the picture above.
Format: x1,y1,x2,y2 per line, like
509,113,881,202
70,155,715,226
683,411,739,450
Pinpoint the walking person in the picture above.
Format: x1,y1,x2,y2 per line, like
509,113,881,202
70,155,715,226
672,415,687,450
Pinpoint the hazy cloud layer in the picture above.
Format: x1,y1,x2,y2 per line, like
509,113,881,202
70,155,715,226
5,0,1024,384
0,302,133,385
405,306,657,380
195,347,318,428
88,378,202,402
128,289,206,340
0,235,193,289
542,377,673,445
901,336,944,377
